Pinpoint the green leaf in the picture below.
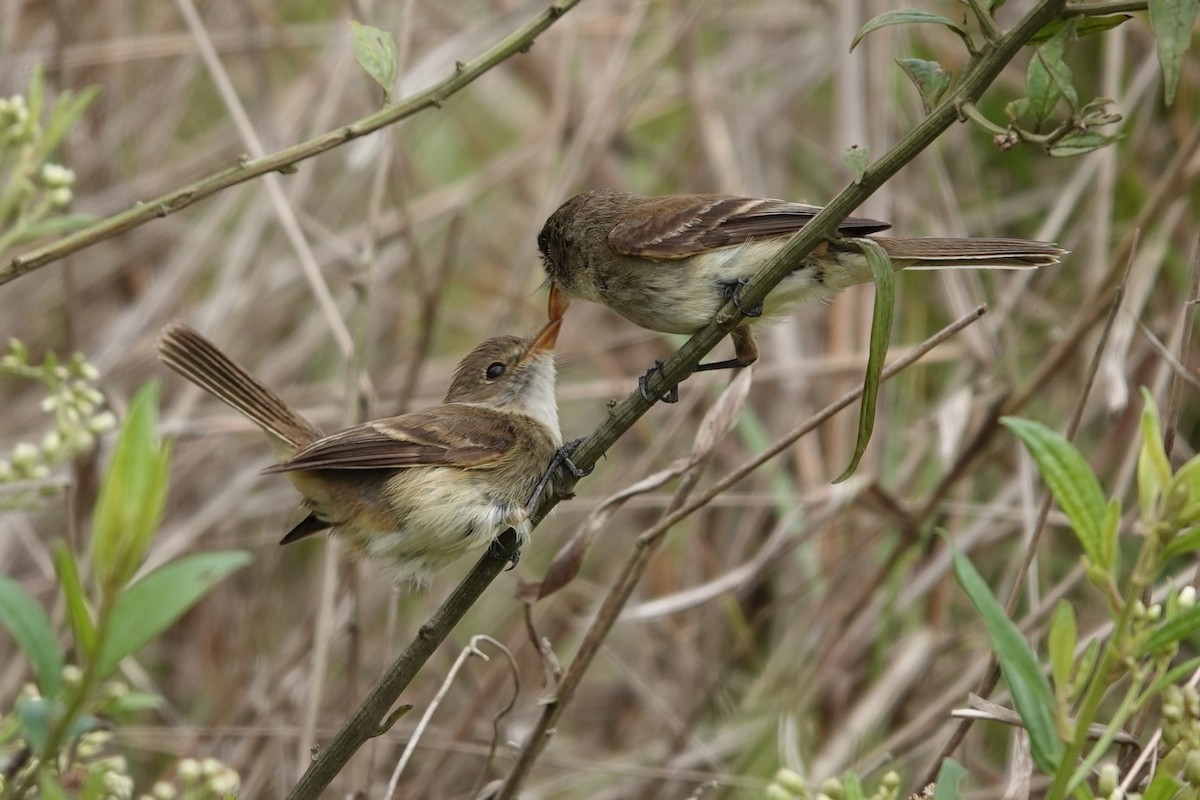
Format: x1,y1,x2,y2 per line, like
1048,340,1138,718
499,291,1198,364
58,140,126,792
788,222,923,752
842,144,868,184
95,550,251,679
1022,24,1077,127
1137,604,1200,656
1162,524,1200,561
897,58,952,114
91,382,172,598
834,238,893,483
1138,388,1172,525
35,86,101,163
948,537,1063,772
1002,417,1108,569
1149,0,1200,105
851,11,967,51
16,696,50,751
1048,130,1122,158
6,213,98,246
0,577,63,696
348,21,399,100
1030,15,1131,43
53,541,96,659
932,758,967,800
842,771,865,800
1100,498,1121,583
1144,773,1183,800
1048,600,1076,705
38,772,70,800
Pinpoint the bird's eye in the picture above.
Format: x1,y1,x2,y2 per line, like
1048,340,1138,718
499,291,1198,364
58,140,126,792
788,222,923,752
485,362,506,380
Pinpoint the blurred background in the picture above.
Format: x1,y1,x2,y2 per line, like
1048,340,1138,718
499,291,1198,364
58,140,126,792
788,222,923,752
1,0,1197,797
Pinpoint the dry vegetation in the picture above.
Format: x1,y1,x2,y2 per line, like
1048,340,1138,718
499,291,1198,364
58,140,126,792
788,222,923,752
1,0,1198,798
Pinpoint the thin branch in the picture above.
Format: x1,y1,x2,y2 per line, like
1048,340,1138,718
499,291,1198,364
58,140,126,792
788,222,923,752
1,0,583,286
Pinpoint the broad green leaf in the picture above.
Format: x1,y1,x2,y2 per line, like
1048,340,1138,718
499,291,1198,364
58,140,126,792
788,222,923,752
842,144,868,184
95,550,251,678
53,541,96,659
1022,24,1077,127
348,21,399,99
91,382,172,598
0,577,63,696
1048,130,1121,158
1149,0,1199,105
834,238,893,483
949,537,1063,772
1137,604,1200,656
1138,388,1172,525
1048,601,1076,704
1002,417,1108,569
1031,15,1131,43
897,58,952,114
1144,773,1182,800
932,758,966,800
851,11,967,51
16,696,50,751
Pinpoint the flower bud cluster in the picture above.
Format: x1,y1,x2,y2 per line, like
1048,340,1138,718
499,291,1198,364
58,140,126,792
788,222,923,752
765,768,900,800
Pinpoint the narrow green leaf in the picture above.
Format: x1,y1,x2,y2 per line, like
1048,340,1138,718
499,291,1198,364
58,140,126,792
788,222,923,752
53,541,96,659
1137,605,1200,656
35,86,101,162
851,11,967,51
932,758,967,800
948,537,1063,772
348,21,399,99
1031,15,1131,43
7,213,98,246
1100,498,1121,583
897,58,952,114
842,144,868,184
1047,130,1121,157
1138,388,1172,525
0,577,63,696
91,382,172,598
834,238,893,483
842,772,865,800
1162,525,1200,561
1149,0,1200,105
95,550,251,679
1048,600,1076,704
1002,417,1108,568
16,696,50,751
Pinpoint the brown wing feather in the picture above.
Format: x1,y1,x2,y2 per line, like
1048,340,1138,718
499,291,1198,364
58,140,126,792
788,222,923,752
608,194,892,259
264,406,515,473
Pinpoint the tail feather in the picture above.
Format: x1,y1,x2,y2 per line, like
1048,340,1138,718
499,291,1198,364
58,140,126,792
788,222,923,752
158,324,322,457
876,236,1065,269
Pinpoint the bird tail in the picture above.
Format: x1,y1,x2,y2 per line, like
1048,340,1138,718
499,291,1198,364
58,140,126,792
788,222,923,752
875,237,1065,269
158,323,323,457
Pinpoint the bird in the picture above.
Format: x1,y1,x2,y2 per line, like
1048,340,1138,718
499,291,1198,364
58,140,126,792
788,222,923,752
538,188,1064,399
158,320,563,582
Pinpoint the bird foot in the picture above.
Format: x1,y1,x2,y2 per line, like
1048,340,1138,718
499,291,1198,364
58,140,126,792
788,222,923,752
638,360,680,404
721,277,763,317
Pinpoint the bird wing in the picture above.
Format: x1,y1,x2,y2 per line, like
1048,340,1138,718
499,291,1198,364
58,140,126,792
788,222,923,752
608,194,892,259
262,405,516,472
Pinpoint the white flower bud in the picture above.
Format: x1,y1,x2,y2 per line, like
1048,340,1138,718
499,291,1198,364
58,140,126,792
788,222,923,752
1180,586,1196,609
177,759,200,782
12,442,38,466
201,758,223,777
49,187,73,207
151,781,176,800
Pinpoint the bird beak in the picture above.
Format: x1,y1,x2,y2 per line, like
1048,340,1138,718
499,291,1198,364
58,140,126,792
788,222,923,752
548,283,571,322
527,317,562,356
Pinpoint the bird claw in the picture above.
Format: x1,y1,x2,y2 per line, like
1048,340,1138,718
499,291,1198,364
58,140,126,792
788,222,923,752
722,277,763,318
526,438,592,513
638,360,680,404
488,537,521,570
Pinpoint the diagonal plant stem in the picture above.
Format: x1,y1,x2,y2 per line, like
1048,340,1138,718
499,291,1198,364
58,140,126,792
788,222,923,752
1,0,584,287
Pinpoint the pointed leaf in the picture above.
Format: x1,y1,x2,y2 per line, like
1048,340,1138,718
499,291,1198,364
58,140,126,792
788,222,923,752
1144,773,1183,800
1137,388,1171,525
1022,24,1077,126
1137,605,1200,656
932,758,967,800
0,577,63,696
1031,15,1131,43
1048,130,1121,158
53,541,96,659
1048,600,1076,703
842,144,868,184
949,537,1063,772
348,21,399,99
95,550,251,678
897,58,953,114
851,11,967,51
1002,417,1108,569
1149,0,1199,105
834,238,893,483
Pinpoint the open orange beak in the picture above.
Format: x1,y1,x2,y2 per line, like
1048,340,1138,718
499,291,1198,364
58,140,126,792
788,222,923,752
547,283,571,322
528,317,562,355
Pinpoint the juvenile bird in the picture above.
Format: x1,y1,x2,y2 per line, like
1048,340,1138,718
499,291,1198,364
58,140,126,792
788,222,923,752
158,320,562,581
